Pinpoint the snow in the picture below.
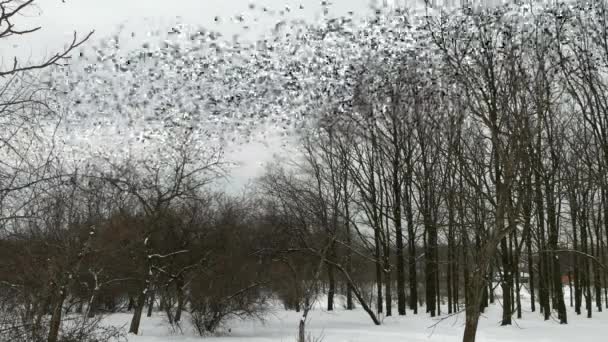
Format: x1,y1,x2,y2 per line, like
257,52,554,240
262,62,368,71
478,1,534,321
102,293,608,342
106,306,608,342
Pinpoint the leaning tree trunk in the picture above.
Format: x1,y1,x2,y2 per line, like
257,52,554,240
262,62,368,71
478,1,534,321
129,292,146,334
329,259,381,325
462,258,489,342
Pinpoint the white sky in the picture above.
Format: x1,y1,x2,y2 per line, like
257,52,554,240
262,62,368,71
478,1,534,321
6,0,401,58
3,0,408,192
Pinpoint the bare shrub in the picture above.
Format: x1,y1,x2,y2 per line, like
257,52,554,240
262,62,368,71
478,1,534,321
189,285,268,335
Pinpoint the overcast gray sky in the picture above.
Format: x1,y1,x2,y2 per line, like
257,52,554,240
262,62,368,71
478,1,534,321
3,0,407,191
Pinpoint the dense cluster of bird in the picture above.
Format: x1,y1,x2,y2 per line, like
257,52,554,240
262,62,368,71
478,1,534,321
44,1,608,166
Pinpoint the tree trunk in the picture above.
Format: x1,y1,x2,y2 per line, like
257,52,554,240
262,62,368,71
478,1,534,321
405,177,417,314
345,177,354,311
298,316,306,342
603,188,608,309
384,268,392,317
547,179,567,324
535,171,551,320
514,240,522,319
463,308,480,342
447,204,455,314
453,243,460,313
394,152,406,315
331,260,381,325
129,292,146,334
581,195,592,318
87,293,98,318
147,290,155,317
571,190,581,314
175,277,184,322
462,262,487,342
128,296,135,311
569,269,573,307
375,226,383,315
384,212,392,317
327,261,335,311
592,210,603,312
500,237,512,325
425,219,437,317
447,240,453,314
47,289,67,342
527,232,536,312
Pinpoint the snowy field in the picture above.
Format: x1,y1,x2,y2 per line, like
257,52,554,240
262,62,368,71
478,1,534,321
105,295,608,342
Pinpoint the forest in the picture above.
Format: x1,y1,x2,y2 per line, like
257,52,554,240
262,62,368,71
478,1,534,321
1,1,608,342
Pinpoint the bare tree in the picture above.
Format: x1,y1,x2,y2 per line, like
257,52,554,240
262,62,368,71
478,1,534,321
98,131,223,334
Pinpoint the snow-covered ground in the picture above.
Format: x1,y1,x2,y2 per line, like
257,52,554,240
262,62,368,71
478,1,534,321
105,294,608,342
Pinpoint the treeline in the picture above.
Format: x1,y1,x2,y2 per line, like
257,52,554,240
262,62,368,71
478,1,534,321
0,140,385,341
